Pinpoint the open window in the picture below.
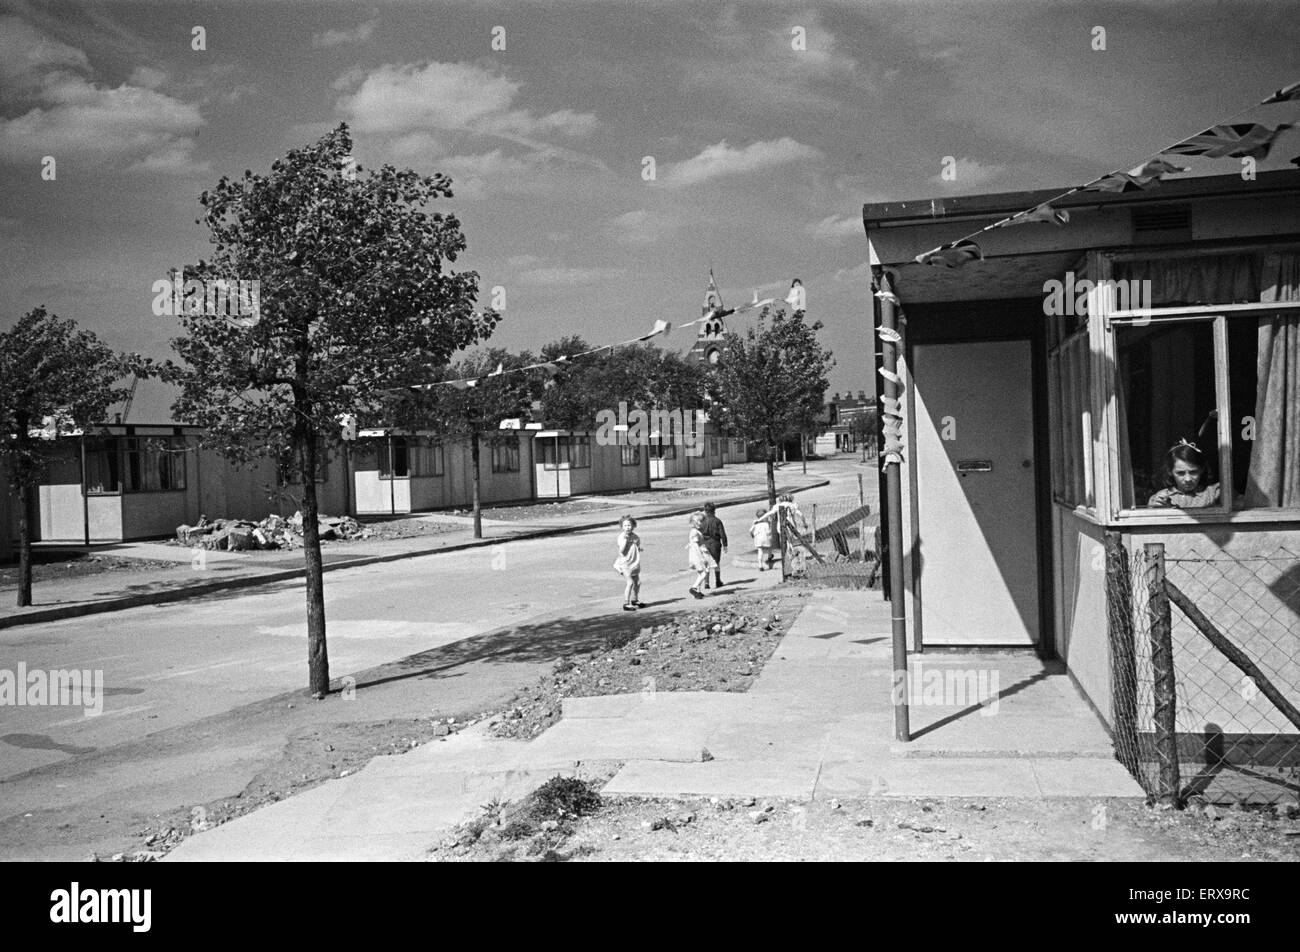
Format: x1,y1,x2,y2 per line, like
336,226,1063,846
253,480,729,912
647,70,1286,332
1105,247,1300,517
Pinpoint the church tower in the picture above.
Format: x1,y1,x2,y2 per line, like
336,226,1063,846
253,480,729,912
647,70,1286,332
689,278,730,367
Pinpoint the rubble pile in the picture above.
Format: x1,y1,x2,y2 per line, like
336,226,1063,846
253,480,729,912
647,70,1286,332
175,512,373,551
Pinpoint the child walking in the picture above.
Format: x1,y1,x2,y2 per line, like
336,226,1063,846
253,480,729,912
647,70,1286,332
750,507,777,571
686,511,715,598
614,515,644,611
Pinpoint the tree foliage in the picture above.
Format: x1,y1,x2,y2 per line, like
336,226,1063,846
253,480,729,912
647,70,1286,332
165,124,497,695
0,307,136,605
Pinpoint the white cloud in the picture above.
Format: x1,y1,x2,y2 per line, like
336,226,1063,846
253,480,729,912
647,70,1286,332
312,17,378,49
664,138,822,187
608,209,677,246
0,17,206,174
336,60,596,140
807,213,863,240
0,16,89,93
126,66,167,90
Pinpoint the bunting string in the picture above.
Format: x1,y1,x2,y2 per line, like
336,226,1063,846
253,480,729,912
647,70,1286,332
913,79,1300,267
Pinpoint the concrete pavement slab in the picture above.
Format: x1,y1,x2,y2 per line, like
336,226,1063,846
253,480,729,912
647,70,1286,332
1030,759,1147,798
815,757,1044,798
601,759,821,800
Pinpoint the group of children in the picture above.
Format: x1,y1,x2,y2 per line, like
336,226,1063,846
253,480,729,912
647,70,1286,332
613,501,787,611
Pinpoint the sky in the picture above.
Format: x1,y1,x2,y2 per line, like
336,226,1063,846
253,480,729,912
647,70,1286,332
2,0,1298,400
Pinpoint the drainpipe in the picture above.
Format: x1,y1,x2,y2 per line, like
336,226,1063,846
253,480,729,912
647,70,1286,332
876,268,910,742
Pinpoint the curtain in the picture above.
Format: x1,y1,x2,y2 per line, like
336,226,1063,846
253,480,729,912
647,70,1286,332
1114,253,1261,306
1245,252,1300,508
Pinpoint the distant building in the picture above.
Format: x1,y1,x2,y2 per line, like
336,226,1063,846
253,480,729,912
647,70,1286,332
815,390,875,455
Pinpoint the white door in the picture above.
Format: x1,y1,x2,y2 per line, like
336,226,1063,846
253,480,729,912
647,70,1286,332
913,340,1039,645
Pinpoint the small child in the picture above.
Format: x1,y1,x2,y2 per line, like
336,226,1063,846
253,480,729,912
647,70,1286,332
1147,440,1221,509
685,512,715,598
750,507,777,570
614,515,644,611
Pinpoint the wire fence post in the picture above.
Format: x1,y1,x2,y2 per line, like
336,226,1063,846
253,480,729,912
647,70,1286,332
1106,531,1140,776
1145,542,1180,806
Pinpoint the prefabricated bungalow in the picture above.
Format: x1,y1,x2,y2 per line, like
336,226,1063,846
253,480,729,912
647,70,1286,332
0,461,14,561
865,170,1300,773
28,379,350,543
351,427,650,511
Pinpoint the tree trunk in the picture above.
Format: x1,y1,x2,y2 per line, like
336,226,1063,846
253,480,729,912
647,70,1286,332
471,435,482,539
298,422,329,698
765,443,777,512
801,435,807,474
16,478,32,607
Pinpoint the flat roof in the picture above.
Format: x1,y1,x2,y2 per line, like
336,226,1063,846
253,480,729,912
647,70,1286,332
862,169,1300,230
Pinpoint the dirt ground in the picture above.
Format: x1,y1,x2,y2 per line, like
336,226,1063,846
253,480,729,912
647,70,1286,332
71,590,803,861
432,787,1300,863
0,553,180,588
488,590,806,740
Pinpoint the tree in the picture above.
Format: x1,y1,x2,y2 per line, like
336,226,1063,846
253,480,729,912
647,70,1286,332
396,347,534,538
0,308,134,606
540,339,708,440
710,305,833,529
167,124,497,697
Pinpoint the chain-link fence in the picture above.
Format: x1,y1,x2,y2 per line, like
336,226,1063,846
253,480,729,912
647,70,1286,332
1108,533,1300,806
782,494,879,586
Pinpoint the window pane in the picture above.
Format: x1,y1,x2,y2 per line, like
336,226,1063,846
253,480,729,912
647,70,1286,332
1116,320,1221,509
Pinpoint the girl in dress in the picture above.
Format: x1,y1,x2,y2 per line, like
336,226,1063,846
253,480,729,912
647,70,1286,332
685,511,715,598
750,507,777,570
614,515,644,611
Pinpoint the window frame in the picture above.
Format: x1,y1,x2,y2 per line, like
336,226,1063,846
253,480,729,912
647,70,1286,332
85,436,188,494
1091,245,1300,524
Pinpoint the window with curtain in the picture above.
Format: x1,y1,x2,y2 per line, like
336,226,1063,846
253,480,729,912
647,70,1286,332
491,437,520,473
1111,248,1300,512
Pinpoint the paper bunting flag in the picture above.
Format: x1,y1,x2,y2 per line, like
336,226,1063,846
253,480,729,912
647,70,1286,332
651,318,672,338
1000,203,1070,227
735,291,776,313
915,239,982,268
878,367,901,385
877,326,902,344
1262,80,1300,104
785,280,806,311
1084,157,1188,194
1163,123,1294,160
466,379,479,388
881,396,902,413
881,451,903,469
875,290,900,306
487,362,504,377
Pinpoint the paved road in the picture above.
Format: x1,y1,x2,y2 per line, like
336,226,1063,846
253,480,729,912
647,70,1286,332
0,459,873,785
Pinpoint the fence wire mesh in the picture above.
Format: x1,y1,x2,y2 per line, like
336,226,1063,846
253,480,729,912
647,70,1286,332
784,494,879,586
1108,536,1300,806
